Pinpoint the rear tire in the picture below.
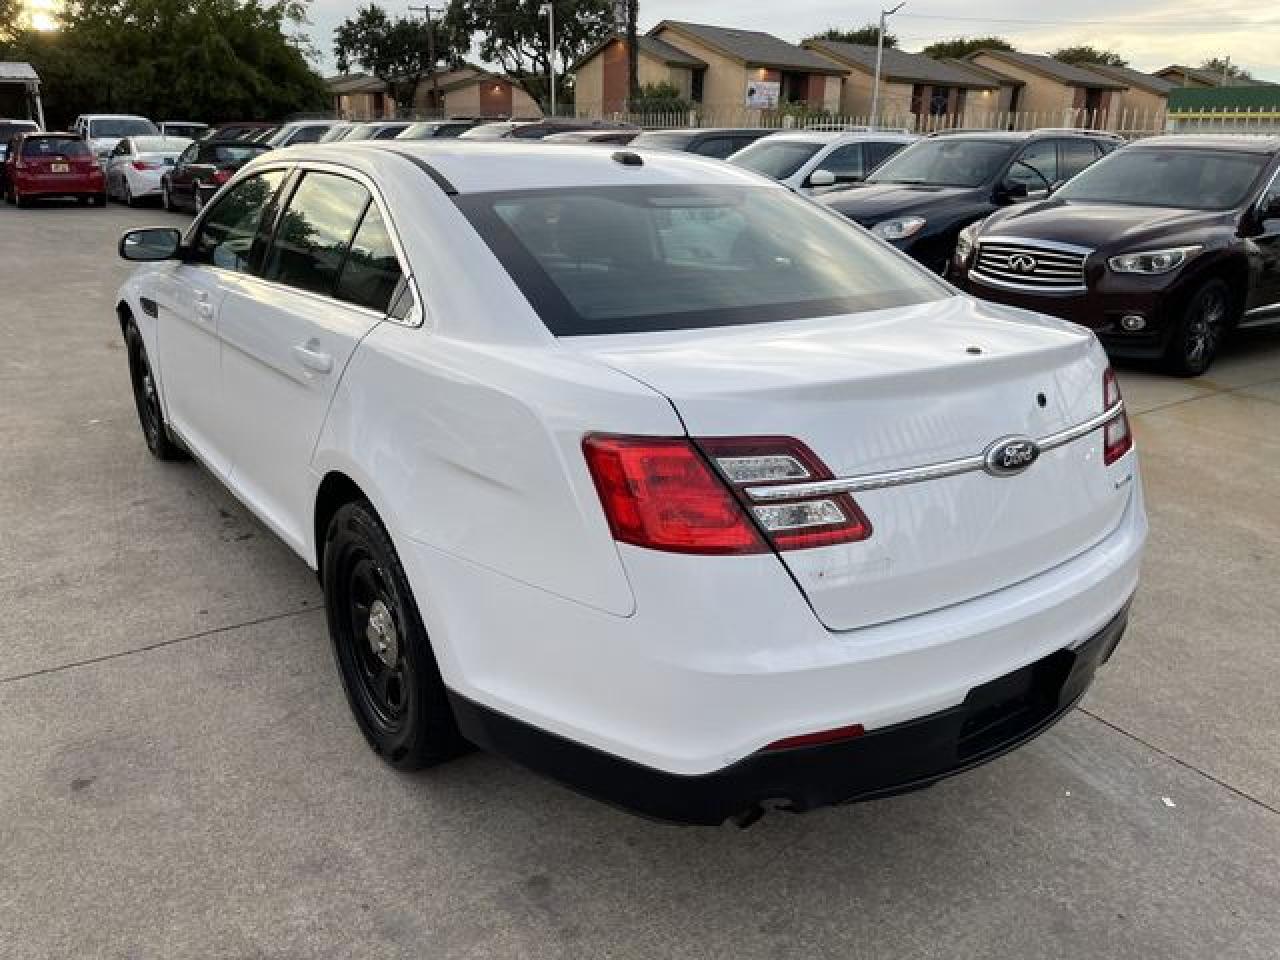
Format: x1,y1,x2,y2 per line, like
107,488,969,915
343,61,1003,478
161,181,173,211
124,322,187,461
13,187,26,207
123,180,135,207
322,501,467,770
193,187,206,214
1163,278,1230,377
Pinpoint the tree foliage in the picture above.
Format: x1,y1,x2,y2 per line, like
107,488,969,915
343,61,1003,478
920,36,1014,60
1050,45,1127,67
442,0,615,107
629,81,689,114
1200,57,1253,81
334,4,465,110
0,0,23,43
0,0,329,126
806,25,897,49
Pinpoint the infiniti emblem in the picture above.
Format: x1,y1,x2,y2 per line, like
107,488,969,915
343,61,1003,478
1008,254,1038,274
983,436,1041,477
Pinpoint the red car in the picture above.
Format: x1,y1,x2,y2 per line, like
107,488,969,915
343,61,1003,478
4,131,105,206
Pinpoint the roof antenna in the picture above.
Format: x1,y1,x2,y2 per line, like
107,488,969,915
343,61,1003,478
612,150,643,166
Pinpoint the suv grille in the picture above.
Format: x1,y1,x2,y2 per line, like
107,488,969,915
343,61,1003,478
971,240,1090,293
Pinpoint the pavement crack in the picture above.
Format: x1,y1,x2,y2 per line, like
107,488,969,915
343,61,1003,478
1132,373,1280,418
1079,706,1280,818
0,607,320,686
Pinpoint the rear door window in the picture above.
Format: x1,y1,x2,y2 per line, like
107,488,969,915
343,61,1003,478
865,140,906,171
263,172,370,297
335,203,405,313
821,143,866,181
1058,139,1099,181
1008,140,1058,191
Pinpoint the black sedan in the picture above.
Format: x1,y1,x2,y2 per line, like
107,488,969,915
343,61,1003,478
161,139,269,213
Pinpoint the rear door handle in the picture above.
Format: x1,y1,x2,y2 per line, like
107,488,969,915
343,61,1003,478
292,341,333,374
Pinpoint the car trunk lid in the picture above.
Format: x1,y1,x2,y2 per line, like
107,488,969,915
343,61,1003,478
569,297,1132,631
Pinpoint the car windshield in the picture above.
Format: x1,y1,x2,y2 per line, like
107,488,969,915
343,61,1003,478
134,136,188,153
1054,148,1270,210
22,137,91,158
89,117,158,138
0,121,37,141
729,139,825,180
867,138,1012,187
456,184,948,336
162,124,205,138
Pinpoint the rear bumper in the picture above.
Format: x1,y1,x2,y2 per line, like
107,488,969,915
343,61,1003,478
15,173,103,196
451,601,1130,825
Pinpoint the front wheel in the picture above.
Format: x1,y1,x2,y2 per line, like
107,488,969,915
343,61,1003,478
322,501,467,769
1163,278,1230,377
124,323,186,461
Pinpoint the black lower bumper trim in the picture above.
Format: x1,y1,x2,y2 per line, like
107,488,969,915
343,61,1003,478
448,602,1131,826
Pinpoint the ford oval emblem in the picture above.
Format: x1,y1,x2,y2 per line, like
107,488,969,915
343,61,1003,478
983,436,1041,477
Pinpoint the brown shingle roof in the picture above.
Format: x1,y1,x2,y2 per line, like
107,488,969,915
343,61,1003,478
968,50,1127,90
803,40,1001,89
652,21,847,74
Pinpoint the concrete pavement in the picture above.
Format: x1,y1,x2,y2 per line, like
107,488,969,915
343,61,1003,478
1,200,1278,959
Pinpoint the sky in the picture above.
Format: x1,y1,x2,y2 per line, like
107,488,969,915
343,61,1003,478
305,0,1280,81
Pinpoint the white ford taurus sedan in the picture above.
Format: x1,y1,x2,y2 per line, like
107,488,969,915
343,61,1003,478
115,141,1146,825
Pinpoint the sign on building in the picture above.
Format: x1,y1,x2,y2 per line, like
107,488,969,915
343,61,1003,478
746,80,780,108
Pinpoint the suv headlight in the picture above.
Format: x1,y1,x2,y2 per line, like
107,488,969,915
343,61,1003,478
871,216,926,241
1108,246,1200,275
955,219,986,263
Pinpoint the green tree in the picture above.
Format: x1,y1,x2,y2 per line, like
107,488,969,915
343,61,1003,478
806,24,896,48
334,4,464,111
629,81,688,113
1050,45,1127,67
7,0,329,126
0,0,23,44
443,0,615,107
920,36,1014,60
1200,57,1254,82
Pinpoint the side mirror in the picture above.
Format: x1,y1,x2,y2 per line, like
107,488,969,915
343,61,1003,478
119,227,182,262
807,169,837,188
998,181,1029,202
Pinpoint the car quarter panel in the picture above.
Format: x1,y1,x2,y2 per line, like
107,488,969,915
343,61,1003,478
313,325,682,618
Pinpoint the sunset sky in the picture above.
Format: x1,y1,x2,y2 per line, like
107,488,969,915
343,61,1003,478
305,0,1280,81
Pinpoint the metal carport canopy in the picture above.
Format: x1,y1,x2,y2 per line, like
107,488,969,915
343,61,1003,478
0,62,46,130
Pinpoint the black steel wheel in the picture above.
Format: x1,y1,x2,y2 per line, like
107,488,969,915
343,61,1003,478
124,322,186,461
323,501,466,769
1164,278,1230,377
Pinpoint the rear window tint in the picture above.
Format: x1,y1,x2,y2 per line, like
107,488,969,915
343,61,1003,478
456,184,948,336
22,137,92,158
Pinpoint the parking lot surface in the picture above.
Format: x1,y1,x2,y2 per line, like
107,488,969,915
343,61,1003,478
2,201,1278,959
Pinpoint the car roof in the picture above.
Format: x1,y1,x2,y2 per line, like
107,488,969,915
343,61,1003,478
754,131,917,144
271,140,782,194
925,129,1113,142
1126,135,1280,155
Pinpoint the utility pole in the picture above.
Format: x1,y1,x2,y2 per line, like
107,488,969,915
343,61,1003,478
408,4,442,116
870,1,905,129
541,3,557,116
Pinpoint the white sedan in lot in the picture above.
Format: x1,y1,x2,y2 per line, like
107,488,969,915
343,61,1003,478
105,136,191,206
114,142,1146,825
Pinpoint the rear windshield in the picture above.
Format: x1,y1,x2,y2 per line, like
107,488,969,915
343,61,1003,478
161,124,206,138
1053,148,1270,210
460,123,518,140
209,144,268,164
23,137,92,158
456,184,949,336
867,138,1013,187
729,139,824,179
88,117,158,138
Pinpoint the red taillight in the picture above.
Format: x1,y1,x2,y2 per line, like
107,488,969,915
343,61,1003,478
1102,368,1132,465
132,160,158,171
582,436,767,555
699,436,872,550
211,168,233,185
764,723,865,752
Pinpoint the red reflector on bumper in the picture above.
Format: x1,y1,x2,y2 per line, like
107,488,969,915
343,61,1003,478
764,723,866,752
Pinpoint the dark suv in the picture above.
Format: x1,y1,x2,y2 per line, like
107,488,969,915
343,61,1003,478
819,129,1121,274
953,135,1280,375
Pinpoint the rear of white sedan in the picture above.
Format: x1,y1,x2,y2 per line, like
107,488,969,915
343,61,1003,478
115,142,1145,825
107,135,190,205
